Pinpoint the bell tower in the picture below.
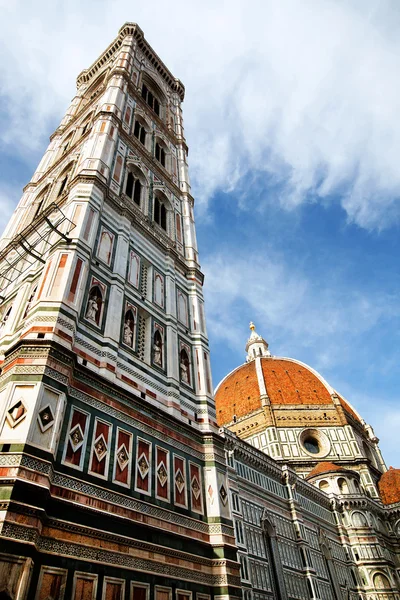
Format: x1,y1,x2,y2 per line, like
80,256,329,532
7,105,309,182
0,24,239,600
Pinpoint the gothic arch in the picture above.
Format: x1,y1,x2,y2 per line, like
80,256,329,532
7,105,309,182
352,511,368,527
97,229,114,265
153,327,164,369
56,162,75,198
179,346,191,386
85,284,104,326
140,72,167,119
81,111,94,136
373,572,391,590
133,112,151,150
337,477,349,494
154,135,170,171
153,189,173,235
123,307,136,348
319,534,343,600
363,440,377,467
124,163,148,211
260,512,288,600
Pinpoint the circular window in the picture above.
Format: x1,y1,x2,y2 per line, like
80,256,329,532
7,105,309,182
299,428,330,457
304,437,320,454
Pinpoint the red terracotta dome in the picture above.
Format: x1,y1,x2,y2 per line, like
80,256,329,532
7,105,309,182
215,324,364,430
378,467,400,505
215,356,337,426
306,461,347,480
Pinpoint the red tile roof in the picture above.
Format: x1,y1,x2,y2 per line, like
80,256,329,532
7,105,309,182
378,467,400,505
306,461,347,479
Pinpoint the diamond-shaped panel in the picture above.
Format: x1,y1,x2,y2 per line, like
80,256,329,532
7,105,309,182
191,476,201,500
6,399,27,428
69,424,84,451
219,484,228,506
157,462,168,487
175,469,185,494
116,444,129,471
138,453,150,479
94,434,108,462
38,404,55,433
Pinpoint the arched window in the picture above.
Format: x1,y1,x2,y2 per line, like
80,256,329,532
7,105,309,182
363,441,376,467
128,251,140,288
352,512,367,527
154,196,167,231
320,542,343,600
62,134,73,154
81,112,93,136
124,105,132,126
33,185,50,219
177,291,188,326
373,573,391,590
97,230,114,265
319,480,329,492
85,285,103,326
154,273,164,308
155,141,166,167
113,155,123,183
134,119,147,146
153,329,163,368
337,477,349,494
0,305,12,331
125,172,142,206
58,175,68,198
23,285,37,319
141,83,161,116
180,347,191,385
261,514,288,600
123,309,135,348
57,165,73,198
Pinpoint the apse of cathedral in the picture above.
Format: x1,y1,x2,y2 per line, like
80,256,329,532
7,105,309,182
0,21,399,600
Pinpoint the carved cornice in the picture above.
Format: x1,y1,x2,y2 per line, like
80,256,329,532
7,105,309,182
76,23,185,101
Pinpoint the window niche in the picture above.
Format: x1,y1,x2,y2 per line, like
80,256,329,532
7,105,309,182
84,279,106,327
122,303,137,350
128,251,141,289
153,271,165,309
113,154,124,184
152,323,165,370
179,342,192,387
96,227,115,266
177,289,189,327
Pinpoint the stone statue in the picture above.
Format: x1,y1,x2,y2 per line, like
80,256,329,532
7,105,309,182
153,337,162,366
86,297,99,322
180,359,189,383
123,321,133,346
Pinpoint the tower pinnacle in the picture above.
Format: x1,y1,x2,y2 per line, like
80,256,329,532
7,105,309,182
245,321,271,362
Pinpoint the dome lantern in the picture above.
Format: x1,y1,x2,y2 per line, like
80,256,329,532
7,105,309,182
245,322,271,362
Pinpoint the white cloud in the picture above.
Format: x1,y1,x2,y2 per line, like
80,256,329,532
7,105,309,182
202,249,400,370
1,1,400,228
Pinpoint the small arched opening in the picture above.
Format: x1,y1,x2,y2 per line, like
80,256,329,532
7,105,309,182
85,285,103,326
123,308,135,348
180,347,191,386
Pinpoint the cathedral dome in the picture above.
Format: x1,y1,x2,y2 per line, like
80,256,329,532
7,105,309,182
215,323,362,428
378,467,400,505
306,461,347,480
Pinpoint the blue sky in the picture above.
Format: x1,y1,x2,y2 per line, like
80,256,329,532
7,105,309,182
1,1,400,465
